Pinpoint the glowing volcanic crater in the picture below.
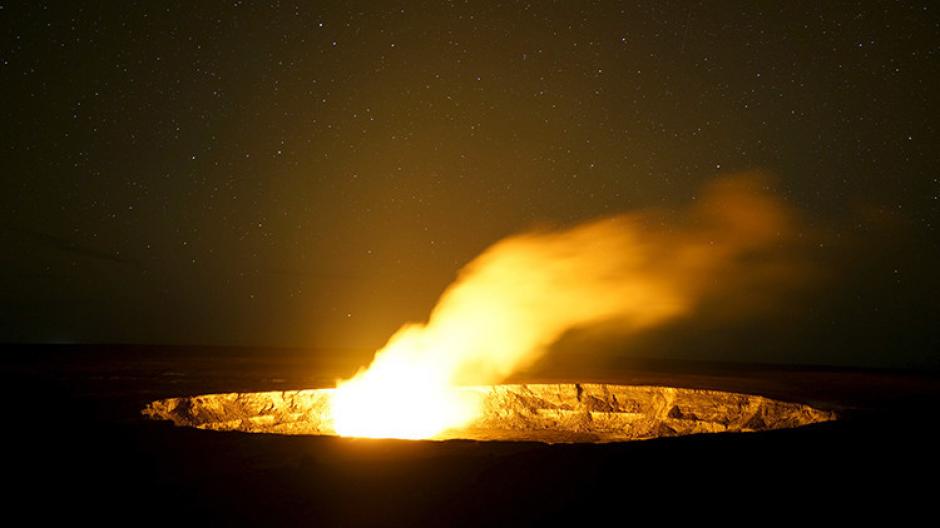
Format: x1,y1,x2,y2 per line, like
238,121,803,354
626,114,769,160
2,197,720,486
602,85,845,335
144,178,836,443
143,384,835,443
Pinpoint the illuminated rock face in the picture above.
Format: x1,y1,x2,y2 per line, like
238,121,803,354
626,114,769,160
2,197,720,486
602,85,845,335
142,384,835,443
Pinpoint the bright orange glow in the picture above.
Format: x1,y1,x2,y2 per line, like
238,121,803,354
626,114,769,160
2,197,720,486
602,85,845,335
328,174,807,440
329,340,482,439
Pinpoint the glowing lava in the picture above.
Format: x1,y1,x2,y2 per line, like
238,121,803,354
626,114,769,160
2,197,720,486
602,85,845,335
330,360,479,439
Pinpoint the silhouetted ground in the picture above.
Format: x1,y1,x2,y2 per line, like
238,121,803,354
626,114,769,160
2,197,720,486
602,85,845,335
4,344,938,525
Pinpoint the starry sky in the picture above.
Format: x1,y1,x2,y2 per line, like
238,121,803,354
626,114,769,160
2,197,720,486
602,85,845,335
1,2,937,367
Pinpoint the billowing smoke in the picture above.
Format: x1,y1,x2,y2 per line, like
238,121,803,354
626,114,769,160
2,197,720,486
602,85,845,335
330,173,810,439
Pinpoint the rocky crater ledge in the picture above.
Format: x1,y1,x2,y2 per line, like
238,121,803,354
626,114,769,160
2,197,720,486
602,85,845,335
142,384,836,443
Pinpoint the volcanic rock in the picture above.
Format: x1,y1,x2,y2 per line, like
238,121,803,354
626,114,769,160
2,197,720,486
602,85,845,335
143,384,835,443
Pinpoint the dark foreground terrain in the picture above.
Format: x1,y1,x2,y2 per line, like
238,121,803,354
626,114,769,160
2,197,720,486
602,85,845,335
4,344,938,525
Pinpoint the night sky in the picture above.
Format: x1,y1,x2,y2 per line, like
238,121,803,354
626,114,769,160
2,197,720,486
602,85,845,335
2,2,937,368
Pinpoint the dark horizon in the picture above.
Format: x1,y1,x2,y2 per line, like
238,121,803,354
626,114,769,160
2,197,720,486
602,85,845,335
3,341,937,373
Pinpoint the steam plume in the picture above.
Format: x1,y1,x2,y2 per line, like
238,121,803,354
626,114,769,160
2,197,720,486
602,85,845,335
330,173,809,438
